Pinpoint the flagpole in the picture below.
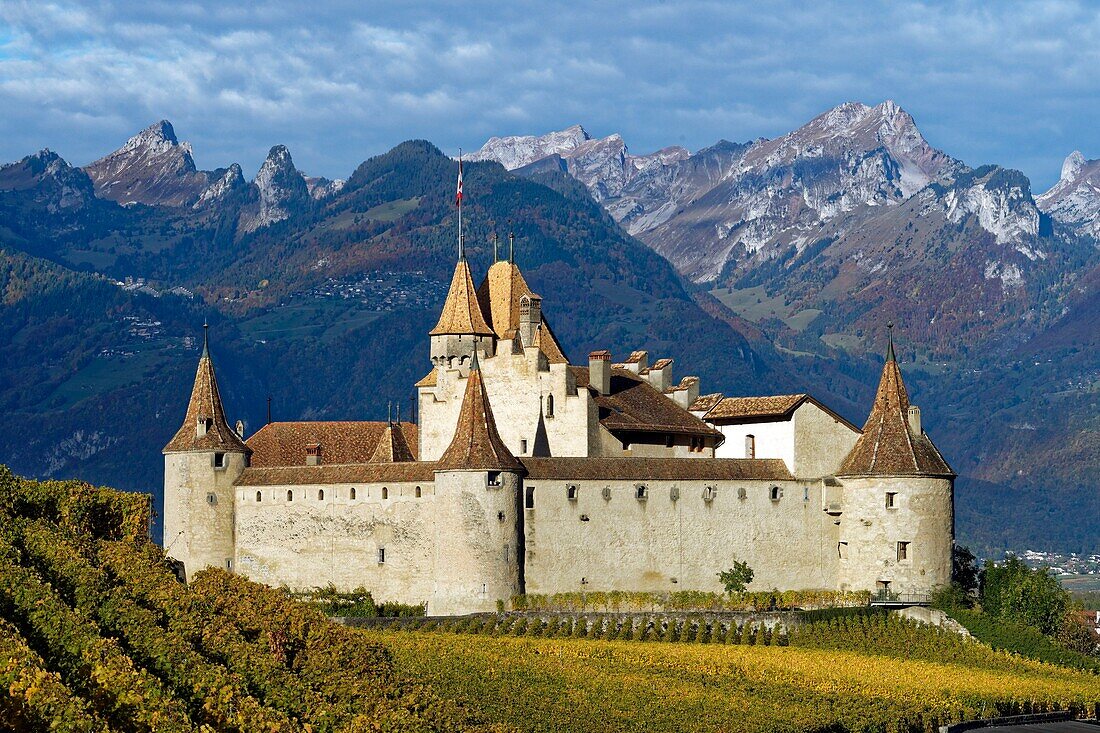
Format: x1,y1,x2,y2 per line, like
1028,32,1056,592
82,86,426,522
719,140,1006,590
457,149,463,261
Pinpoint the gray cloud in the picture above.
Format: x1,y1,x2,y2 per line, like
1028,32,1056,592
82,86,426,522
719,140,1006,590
1,0,1097,190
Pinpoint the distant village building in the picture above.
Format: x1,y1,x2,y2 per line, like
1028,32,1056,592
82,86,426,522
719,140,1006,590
163,191,955,615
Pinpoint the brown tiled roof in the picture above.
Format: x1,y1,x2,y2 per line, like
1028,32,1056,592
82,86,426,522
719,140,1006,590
246,421,419,467
837,355,953,477
476,260,537,338
370,423,416,463
665,376,699,393
533,322,568,364
414,367,438,388
430,259,493,336
520,457,793,481
704,394,861,432
570,367,723,439
164,351,249,454
236,462,436,486
689,392,725,413
437,356,524,471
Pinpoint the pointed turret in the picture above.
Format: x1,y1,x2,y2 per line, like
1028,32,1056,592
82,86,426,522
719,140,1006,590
837,329,952,477
164,326,249,454
430,257,493,337
370,422,416,463
437,351,523,471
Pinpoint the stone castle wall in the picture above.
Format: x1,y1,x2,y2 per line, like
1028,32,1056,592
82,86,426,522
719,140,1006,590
163,450,245,580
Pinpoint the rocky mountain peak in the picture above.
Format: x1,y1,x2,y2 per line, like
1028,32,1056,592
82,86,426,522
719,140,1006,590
84,119,209,207
0,149,95,212
240,145,310,233
469,125,593,170
1060,150,1086,182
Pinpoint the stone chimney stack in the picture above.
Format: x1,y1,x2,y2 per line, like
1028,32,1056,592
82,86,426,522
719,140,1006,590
646,358,674,392
623,350,648,374
589,350,611,395
519,294,542,347
907,406,922,435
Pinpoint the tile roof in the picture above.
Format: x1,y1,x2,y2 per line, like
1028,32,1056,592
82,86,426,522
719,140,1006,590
246,421,419,467
533,322,568,364
414,367,438,388
689,392,725,413
236,462,437,486
476,260,537,338
164,351,249,454
437,355,524,471
520,457,793,481
706,394,807,420
370,423,416,463
430,259,493,336
665,376,699,393
570,366,723,439
837,355,954,477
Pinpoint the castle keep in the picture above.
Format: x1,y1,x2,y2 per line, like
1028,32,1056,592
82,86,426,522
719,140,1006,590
164,230,954,615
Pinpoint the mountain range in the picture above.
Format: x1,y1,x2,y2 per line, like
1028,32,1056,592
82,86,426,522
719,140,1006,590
1,104,1097,556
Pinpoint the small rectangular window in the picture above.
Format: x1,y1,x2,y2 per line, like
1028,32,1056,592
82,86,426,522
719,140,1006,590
213,453,226,468
897,541,909,562
520,439,528,454
886,492,897,509
525,485,535,510
635,484,648,500
803,486,810,502
567,484,578,501
769,485,782,502
488,471,501,487
225,558,233,570
206,492,217,505
378,547,386,564
838,541,848,559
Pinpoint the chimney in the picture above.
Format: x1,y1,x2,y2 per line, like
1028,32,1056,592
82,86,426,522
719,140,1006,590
672,377,700,410
589,350,611,395
235,419,245,438
305,443,322,466
907,406,922,435
624,350,648,374
646,358,673,392
519,294,542,347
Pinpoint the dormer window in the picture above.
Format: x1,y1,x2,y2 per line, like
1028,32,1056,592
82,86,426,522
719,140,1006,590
196,417,212,438
306,443,322,466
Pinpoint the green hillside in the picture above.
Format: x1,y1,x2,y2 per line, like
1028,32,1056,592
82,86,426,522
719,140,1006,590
0,466,504,732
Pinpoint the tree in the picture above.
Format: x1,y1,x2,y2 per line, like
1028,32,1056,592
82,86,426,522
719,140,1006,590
718,561,754,595
952,544,980,595
980,554,1069,636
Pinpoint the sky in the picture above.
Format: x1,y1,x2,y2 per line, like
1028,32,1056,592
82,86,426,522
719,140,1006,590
0,1,1097,191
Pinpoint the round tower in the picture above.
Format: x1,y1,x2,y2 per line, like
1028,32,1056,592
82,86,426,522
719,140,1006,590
162,325,250,581
430,350,524,614
429,254,495,374
835,328,954,598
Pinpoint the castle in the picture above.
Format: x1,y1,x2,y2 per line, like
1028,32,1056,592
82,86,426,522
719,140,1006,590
163,232,955,615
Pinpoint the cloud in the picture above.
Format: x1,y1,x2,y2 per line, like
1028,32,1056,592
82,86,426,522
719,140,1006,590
0,0,1098,190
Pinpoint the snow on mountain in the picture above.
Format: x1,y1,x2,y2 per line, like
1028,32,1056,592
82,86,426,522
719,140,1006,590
1037,151,1100,239
84,120,211,207
469,124,592,170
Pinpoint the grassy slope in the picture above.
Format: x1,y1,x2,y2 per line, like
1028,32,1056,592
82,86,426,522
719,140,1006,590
365,630,1098,733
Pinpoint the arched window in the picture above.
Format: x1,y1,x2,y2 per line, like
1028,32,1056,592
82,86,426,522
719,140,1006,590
546,394,554,417
350,487,357,500
415,486,422,498
745,434,756,459
382,487,389,500
256,491,262,502
287,490,293,502
318,489,324,501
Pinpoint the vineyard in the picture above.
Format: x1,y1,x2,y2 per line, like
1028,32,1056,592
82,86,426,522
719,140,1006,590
364,614,1099,733
0,467,504,733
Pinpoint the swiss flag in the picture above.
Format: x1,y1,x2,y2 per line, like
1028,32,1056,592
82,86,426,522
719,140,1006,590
455,158,463,206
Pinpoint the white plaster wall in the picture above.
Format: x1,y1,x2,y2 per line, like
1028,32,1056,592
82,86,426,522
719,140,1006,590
234,481,438,603
713,420,794,467
419,349,589,461
791,403,861,479
163,450,246,580
837,476,954,595
430,470,522,615
523,478,839,595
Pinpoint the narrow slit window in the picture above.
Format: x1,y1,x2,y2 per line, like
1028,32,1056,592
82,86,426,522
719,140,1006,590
350,487,357,500
317,489,324,501
520,439,528,454
255,491,262,503
525,485,535,510
567,484,578,501
745,435,755,459
378,547,386,564
415,485,422,498
287,490,293,502
885,492,897,509
381,487,389,500
546,394,554,417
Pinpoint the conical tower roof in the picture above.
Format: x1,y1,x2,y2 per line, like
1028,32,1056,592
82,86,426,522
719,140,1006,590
837,334,952,477
164,329,249,454
430,259,493,336
476,259,536,338
436,352,523,471
370,422,416,463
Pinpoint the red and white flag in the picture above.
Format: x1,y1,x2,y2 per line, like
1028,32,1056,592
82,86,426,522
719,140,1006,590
455,157,463,206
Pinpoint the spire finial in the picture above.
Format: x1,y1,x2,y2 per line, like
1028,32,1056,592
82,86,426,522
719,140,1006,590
455,149,464,262
471,346,481,372
396,404,401,424
492,232,499,262
508,230,515,264
201,320,209,358
886,322,896,363
388,401,392,423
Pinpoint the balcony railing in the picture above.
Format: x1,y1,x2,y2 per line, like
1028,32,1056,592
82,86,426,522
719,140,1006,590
869,591,931,606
